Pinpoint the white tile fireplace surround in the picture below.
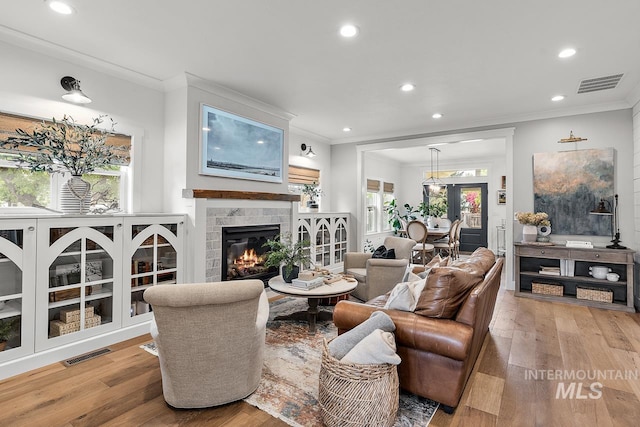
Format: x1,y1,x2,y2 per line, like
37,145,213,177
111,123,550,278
205,205,293,282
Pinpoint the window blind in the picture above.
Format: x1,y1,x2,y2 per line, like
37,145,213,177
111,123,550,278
288,165,320,184
0,111,132,166
367,179,380,192
383,182,394,193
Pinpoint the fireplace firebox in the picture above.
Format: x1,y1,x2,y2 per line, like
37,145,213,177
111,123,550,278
222,224,280,283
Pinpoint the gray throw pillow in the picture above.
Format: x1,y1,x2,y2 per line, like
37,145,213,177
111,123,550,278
328,311,396,360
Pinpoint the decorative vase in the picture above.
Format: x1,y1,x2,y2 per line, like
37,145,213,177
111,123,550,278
537,225,551,242
60,175,92,214
522,224,538,243
282,265,300,283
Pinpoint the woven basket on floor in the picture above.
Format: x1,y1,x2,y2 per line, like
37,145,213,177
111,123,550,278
318,339,399,427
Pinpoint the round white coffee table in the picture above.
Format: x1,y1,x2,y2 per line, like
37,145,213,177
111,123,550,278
268,275,357,334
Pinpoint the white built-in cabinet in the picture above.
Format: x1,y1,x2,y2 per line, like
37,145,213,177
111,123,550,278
297,213,350,271
0,220,36,363
0,214,184,376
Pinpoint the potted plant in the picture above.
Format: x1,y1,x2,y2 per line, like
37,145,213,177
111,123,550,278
302,182,323,210
516,212,550,243
1,115,127,214
263,233,311,283
0,317,18,352
418,199,447,227
384,199,417,234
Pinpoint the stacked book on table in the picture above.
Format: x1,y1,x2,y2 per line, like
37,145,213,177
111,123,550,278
290,277,325,290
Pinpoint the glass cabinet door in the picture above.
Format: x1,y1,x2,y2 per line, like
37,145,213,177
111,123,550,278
37,220,121,351
126,221,181,323
0,221,35,362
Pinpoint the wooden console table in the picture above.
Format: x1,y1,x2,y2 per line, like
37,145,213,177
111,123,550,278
514,243,635,312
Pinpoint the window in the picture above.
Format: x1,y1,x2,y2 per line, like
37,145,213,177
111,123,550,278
0,160,50,207
0,111,131,212
366,179,381,234
382,182,394,231
366,191,379,233
288,165,320,209
0,156,126,212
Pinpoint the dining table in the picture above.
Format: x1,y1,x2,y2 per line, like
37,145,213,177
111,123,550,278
426,227,450,242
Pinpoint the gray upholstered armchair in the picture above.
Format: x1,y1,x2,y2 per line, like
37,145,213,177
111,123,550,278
343,236,416,301
144,280,268,408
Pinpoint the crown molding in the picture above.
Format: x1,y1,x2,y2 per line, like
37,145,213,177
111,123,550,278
0,24,164,91
332,101,631,145
178,72,296,122
289,125,331,143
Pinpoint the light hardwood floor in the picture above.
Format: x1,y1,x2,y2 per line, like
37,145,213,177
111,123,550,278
1,288,639,426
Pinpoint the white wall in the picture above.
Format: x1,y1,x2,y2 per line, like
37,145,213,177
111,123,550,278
288,128,332,211
0,40,165,213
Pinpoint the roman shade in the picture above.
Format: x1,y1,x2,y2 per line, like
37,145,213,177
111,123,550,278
0,111,132,165
383,182,394,193
288,165,320,184
367,179,380,192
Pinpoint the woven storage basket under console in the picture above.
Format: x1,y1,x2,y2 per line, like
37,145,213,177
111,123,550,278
576,287,613,303
532,282,563,296
319,339,399,427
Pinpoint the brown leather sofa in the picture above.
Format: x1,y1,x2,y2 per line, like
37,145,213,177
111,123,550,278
333,249,503,412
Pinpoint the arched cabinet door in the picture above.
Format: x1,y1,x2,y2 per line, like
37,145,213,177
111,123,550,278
123,217,184,326
297,217,313,270
0,220,36,363
314,218,332,268
332,216,349,265
35,217,122,352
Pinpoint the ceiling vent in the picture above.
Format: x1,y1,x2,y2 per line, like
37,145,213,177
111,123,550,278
577,74,624,94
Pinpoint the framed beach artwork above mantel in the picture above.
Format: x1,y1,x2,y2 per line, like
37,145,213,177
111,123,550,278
200,104,284,183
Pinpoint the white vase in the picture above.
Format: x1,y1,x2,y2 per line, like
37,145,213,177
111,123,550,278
522,224,538,243
60,175,92,214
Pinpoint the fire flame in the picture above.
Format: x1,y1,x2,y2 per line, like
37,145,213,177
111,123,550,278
234,248,260,268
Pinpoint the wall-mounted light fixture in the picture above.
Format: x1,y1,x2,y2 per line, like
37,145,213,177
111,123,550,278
61,76,92,104
589,194,626,249
301,143,316,158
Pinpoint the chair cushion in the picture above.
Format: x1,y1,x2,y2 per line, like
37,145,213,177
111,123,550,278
414,266,483,318
372,245,396,259
345,268,367,282
412,243,435,251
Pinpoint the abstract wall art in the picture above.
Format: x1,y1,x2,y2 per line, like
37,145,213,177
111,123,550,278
533,148,614,236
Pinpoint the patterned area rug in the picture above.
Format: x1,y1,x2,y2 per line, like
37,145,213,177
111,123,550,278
243,296,439,426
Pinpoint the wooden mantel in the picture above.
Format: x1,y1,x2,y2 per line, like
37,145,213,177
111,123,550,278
185,189,300,202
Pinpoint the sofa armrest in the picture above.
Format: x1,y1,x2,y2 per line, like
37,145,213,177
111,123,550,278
344,252,372,270
333,301,473,361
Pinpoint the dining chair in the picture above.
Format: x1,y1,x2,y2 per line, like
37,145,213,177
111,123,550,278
433,219,460,259
406,220,435,265
454,219,463,259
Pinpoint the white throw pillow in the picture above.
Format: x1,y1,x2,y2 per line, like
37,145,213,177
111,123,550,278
384,275,428,312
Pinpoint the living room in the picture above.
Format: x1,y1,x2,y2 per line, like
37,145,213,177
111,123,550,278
1,1,640,426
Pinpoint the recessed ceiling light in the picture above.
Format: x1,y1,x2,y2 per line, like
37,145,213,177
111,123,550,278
339,24,359,38
401,83,415,92
558,48,576,58
551,95,565,102
432,113,443,119
343,127,352,132
48,1,75,15
257,140,264,144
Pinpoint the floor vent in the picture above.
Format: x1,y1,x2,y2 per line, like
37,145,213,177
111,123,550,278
577,74,624,94
64,347,112,366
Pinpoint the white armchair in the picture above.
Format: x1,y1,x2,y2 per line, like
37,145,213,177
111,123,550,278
144,280,268,408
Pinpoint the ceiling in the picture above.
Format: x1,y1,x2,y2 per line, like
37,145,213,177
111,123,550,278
1,0,639,145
